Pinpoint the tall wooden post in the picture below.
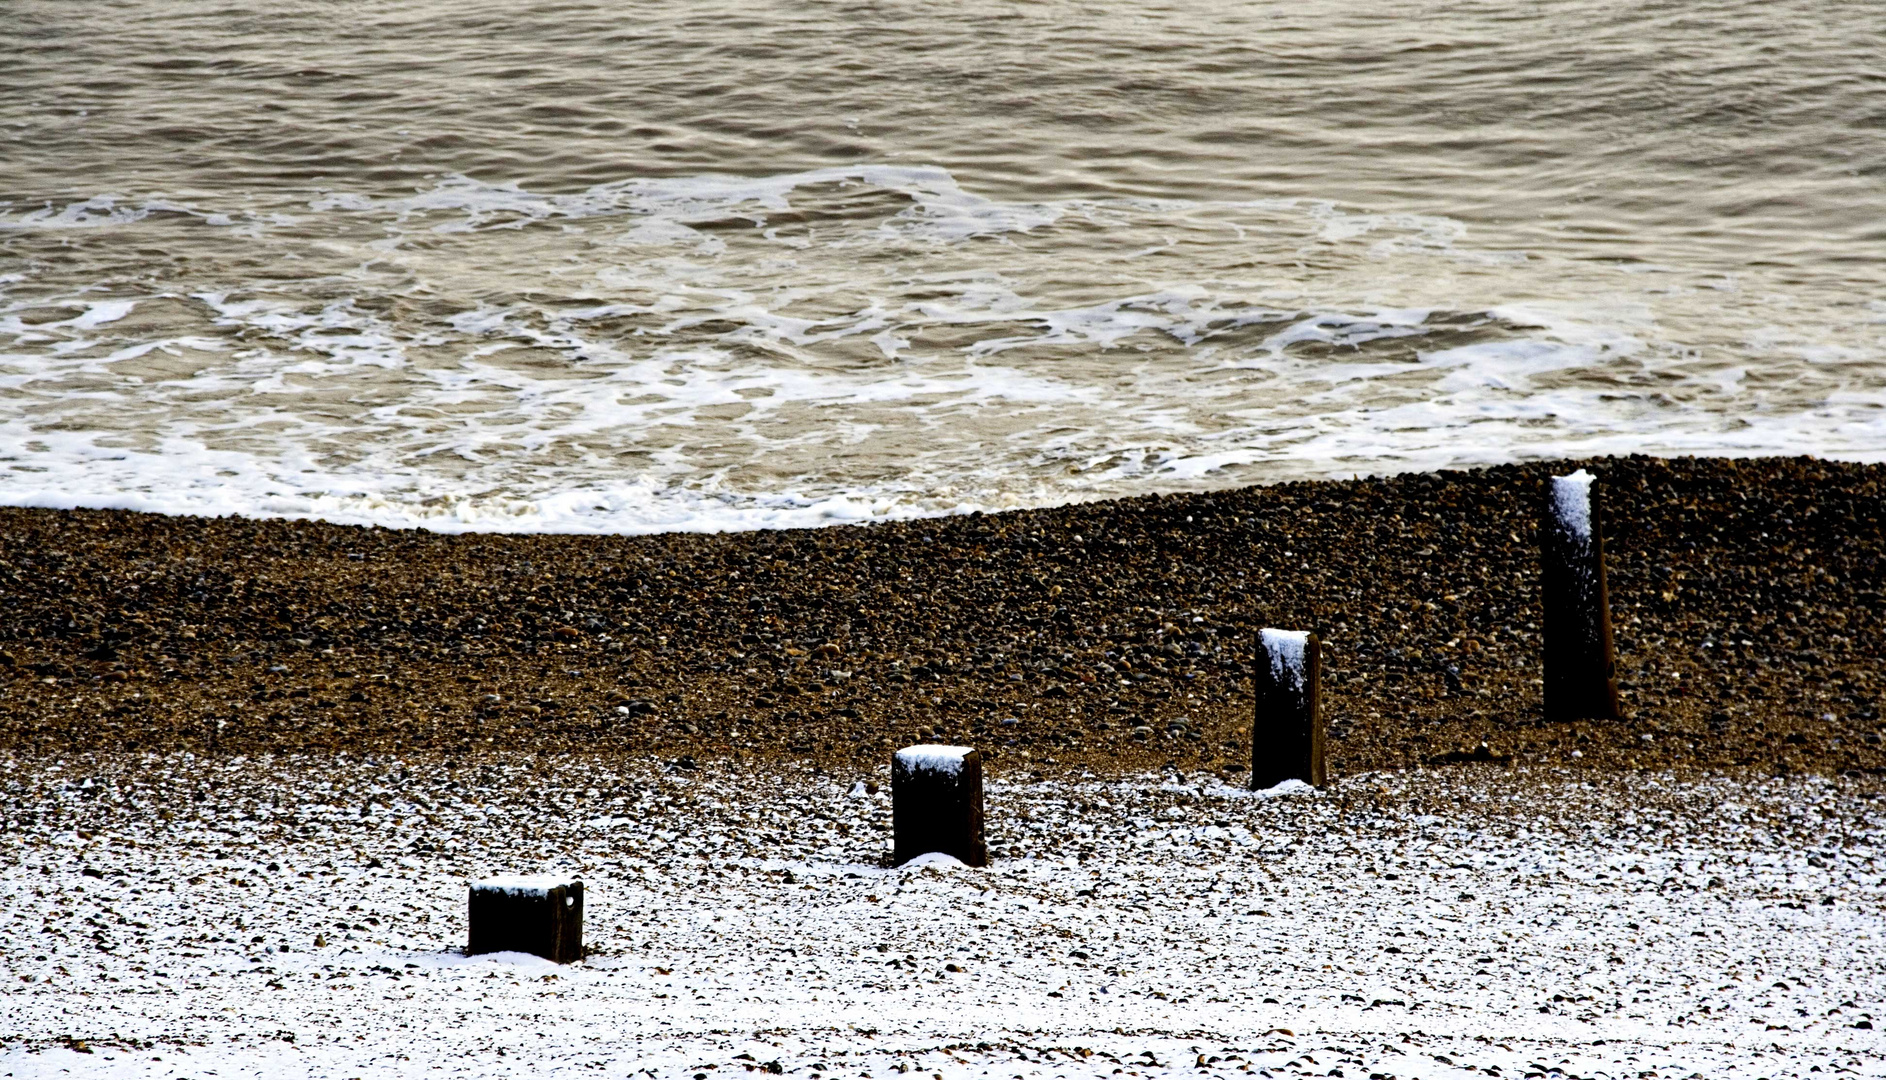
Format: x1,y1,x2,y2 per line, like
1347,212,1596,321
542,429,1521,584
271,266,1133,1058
1251,629,1324,788
1542,469,1623,721
891,744,987,866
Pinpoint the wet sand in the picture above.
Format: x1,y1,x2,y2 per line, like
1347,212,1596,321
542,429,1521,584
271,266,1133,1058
0,455,1880,777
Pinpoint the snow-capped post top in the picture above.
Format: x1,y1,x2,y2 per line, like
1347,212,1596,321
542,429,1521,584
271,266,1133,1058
468,877,584,963
473,875,580,897
893,744,975,776
891,743,987,867
1260,628,1311,691
1550,469,1595,543
1251,628,1325,789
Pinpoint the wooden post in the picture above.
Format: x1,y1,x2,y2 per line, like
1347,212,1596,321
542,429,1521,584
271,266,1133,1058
467,877,584,963
1251,628,1325,788
891,745,987,866
1542,469,1623,721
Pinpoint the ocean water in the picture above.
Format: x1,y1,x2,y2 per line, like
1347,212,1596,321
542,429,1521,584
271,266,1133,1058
3,0,1882,533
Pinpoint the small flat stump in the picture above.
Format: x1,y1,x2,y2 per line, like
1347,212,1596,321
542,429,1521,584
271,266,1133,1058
468,876,584,963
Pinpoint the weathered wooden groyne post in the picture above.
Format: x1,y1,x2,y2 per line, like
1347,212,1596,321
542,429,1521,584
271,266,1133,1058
891,744,987,866
1251,628,1325,788
468,876,585,963
1542,469,1623,721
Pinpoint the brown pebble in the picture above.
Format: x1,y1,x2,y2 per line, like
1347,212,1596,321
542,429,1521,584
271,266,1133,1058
0,456,1878,778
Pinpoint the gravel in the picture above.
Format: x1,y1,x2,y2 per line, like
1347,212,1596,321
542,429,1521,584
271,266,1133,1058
0,455,1881,778
1,751,1881,1078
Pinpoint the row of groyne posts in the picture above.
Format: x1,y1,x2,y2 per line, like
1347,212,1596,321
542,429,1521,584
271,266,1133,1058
470,470,1622,963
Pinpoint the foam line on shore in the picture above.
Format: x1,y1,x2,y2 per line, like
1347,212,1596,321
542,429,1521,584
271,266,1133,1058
6,165,1885,537
4,424,1885,537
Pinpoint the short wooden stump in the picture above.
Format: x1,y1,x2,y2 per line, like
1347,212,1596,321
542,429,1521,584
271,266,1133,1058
467,876,584,963
892,744,987,867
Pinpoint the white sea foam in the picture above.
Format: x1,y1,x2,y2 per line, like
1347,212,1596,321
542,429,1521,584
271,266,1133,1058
304,165,1063,243
3,166,1883,535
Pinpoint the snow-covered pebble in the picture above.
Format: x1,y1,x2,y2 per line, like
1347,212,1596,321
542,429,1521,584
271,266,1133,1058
0,752,1880,1079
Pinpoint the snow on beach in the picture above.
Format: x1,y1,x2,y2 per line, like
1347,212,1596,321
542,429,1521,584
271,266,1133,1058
0,755,1881,1079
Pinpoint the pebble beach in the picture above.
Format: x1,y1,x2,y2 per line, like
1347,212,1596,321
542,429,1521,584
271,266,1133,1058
1,754,1881,1078
1,457,1882,1077
0,455,1879,778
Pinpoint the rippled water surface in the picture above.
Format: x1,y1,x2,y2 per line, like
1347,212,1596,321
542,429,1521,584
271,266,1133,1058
3,0,1883,531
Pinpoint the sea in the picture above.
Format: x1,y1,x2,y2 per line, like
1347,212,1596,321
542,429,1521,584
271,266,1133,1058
3,0,1882,534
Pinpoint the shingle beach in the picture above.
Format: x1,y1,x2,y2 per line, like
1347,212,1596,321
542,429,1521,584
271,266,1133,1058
2,456,1882,1080
1,455,1879,777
